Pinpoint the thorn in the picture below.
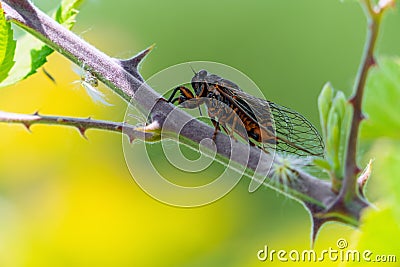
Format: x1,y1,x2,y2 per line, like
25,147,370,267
117,44,155,80
131,44,155,68
23,122,32,132
348,96,355,106
358,159,373,197
370,56,377,67
77,127,87,139
128,134,135,143
360,112,367,121
124,128,136,143
354,166,362,175
33,111,40,116
310,216,326,248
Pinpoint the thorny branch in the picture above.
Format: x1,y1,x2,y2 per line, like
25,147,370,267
0,0,385,233
0,111,158,142
341,0,393,203
310,0,394,236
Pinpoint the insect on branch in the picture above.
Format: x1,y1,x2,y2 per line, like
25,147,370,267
0,0,371,228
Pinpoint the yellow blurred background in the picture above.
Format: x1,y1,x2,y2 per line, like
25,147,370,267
0,0,399,266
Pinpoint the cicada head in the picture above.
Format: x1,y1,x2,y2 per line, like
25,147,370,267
191,69,209,98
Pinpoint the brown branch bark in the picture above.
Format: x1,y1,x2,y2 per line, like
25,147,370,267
0,111,157,142
341,0,386,203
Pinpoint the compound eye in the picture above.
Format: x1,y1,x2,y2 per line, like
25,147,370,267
198,70,208,78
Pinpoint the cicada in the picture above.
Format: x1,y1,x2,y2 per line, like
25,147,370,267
167,69,324,157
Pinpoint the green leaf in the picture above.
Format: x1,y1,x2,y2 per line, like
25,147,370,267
55,0,84,29
343,206,400,267
318,82,334,140
361,57,400,140
0,0,84,88
367,140,400,217
333,91,351,175
313,158,331,171
326,112,339,156
321,84,351,180
0,4,16,83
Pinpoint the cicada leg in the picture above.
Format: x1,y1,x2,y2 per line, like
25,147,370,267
210,117,220,140
167,86,195,104
167,86,205,112
210,117,233,142
228,116,239,141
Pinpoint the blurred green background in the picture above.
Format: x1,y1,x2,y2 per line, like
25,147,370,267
0,0,400,266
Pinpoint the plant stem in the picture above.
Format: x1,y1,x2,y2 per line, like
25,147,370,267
342,0,385,202
0,111,156,142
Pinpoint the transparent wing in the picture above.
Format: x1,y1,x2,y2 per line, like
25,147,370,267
216,84,325,157
268,101,324,157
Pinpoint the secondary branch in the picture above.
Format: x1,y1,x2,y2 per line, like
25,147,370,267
0,110,157,142
342,0,389,202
